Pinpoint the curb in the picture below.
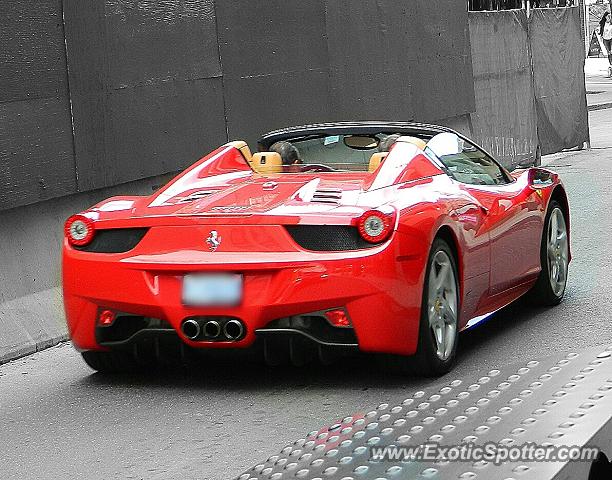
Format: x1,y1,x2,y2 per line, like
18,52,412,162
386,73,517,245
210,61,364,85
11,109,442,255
0,334,69,366
0,287,69,366
588,101,612,111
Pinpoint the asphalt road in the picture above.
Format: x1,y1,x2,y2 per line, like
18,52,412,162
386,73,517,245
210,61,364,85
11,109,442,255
2,111,612,480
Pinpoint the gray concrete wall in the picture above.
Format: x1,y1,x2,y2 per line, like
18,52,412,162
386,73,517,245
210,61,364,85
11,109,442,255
2,0,476,211
0,173,174,364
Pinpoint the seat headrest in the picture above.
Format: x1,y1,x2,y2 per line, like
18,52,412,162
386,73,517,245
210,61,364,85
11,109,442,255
396,136,427,150
368,152,389,173
251,152,283,174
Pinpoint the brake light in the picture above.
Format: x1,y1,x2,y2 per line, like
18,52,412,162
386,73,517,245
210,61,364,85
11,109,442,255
64,215,95,247
98,309,116,326
325,309,352,328
357,210,395,243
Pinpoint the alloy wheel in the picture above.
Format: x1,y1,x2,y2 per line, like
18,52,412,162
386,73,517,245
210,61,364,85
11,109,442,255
427,250,458,361
547,208,569,297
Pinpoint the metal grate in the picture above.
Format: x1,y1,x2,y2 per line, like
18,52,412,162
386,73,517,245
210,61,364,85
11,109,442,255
237,344,612,480
285,225,380,251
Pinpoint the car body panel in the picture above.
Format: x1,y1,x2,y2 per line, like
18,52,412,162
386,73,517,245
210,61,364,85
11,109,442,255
62,123,568,358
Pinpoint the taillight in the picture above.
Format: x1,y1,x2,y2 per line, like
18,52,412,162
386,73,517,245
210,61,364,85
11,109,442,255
357,210,395,243
64,214,95,247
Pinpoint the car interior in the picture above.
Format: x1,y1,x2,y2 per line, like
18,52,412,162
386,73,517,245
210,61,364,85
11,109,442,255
235,131,511,186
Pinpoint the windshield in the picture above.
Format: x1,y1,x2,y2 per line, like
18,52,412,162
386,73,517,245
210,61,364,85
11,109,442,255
267,134,397,173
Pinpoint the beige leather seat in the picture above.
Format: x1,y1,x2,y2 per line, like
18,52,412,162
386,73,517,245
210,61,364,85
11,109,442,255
223,141,282,174
368,152,388,173
251,152,283,174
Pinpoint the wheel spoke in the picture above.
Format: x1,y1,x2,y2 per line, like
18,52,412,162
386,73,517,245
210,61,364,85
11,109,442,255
434,262,449,291
429,266,439,294
430,317,444,359
546,208,568,297
443,306,456,326
444,323,457,358
435,323,444,348
427,249,458,362
557,230,567,243
549,212,558,244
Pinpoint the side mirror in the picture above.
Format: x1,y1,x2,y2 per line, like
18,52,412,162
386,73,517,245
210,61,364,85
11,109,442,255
528,168,554,188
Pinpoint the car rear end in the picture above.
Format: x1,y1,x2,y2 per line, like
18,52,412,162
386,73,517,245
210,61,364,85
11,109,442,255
62,210,428,362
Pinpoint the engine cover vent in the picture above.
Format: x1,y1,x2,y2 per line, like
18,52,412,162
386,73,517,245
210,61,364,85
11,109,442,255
311,188,342,205
176,190,219,204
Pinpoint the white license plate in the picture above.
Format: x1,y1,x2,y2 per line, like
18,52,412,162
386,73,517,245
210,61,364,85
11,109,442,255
182,274,243,306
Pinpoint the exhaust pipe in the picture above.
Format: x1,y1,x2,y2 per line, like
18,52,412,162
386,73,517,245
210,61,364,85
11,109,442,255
203,320,222,339
224,319,245,340
182,319,201,340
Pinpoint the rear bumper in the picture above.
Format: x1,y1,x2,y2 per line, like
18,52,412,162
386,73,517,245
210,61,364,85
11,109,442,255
62,230,428,356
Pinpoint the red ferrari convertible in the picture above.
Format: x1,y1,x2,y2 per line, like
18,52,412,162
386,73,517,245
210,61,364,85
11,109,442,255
62,122,570,375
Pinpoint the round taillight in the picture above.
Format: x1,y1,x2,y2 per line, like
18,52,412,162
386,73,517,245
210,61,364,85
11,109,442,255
357,210,394,243
65,215,95,247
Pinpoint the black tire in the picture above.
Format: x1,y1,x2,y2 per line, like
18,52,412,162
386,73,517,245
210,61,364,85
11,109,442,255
526,200,569,306
389,238,460,377
81,350,140,373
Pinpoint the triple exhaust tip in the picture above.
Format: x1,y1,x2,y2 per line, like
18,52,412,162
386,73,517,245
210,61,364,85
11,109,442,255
224,319,245,340
182,319,245,341
204,320,221,339
182,319,201,340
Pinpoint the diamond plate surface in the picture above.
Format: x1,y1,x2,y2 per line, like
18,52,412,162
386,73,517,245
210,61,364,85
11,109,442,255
237,345,612,480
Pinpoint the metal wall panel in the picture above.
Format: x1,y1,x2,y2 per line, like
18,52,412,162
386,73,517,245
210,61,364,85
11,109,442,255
325,1,417,121
63,0,226,192
1,0,478,209
325,1,475,123
215,0,332,144
468,7,589,168
406,1,476,122
0,0,76,210
0,1,589,210
218,0,475,145
215,0,328,79
105,0,221,87
106,78,226,184
469,10,539,168
223,71,333,146
530,7,590,155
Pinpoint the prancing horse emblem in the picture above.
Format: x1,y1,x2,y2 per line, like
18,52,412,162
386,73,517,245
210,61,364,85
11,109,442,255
206,230,222,252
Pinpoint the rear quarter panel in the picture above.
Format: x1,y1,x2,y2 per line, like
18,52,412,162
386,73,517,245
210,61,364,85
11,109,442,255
391,174,491,330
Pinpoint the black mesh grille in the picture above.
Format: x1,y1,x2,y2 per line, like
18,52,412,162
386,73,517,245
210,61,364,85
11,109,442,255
262,316,358,345
284,225,380,251
96,316,173,344
74,228,149,253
